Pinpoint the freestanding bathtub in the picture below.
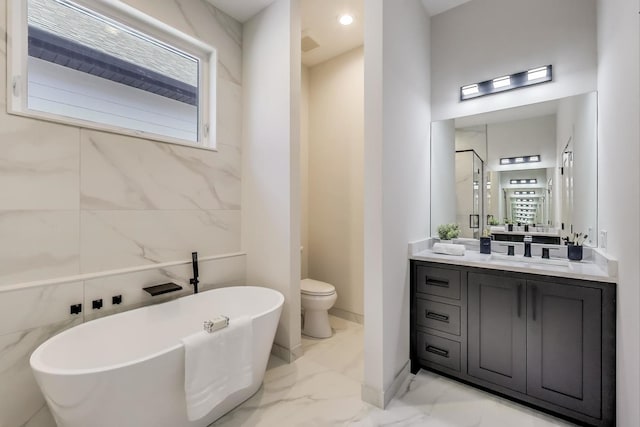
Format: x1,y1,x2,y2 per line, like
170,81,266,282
30,286,284,427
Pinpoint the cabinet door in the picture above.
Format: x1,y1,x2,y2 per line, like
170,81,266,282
468,272,526,393
527,280,602,419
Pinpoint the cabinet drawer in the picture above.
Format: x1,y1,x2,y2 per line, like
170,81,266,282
416,299,461,336
415,265,461,300
417,332,460,372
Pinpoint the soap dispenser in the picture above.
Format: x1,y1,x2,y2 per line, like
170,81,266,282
524,235,532,257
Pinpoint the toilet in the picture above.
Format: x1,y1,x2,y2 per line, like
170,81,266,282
301,278,337,338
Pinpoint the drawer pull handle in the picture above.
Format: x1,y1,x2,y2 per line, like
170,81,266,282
425,311,450,323
426,278,449,288
426,345,449,358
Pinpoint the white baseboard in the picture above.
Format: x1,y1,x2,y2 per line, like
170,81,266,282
329,307,364,324
361,359,411,409
271,342,303,363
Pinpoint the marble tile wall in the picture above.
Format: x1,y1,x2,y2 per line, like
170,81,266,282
0,1,244,426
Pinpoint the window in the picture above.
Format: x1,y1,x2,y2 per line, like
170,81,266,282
7,0,217,149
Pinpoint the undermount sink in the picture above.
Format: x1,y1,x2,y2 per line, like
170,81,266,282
489,253,570,268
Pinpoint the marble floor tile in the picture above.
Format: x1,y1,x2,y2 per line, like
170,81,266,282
212,356,369,427
301,316,364,383
213,316,577,427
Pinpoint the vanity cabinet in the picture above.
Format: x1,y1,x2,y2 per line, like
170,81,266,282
467,272,526,393
526,280,603,419
411,264,466,376
410,261,616,427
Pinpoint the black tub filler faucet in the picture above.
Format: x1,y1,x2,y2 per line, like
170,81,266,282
189,251,199,294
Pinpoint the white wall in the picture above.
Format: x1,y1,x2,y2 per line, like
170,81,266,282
486,115,556,172
556,93,598,244
307,47,364,321
596,0,640,426
301,65,309,279
430,119,456,235
242,0,302,361
455,125,486,161
431,0,597,120
363,0,430,408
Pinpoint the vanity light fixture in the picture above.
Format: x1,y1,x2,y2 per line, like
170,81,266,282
527,66,549,81
462,84,479,97
492,75,511,89
514,191,536,195
500,155,541,165
510,179,537,184
460,65,552,101
338,14,354,25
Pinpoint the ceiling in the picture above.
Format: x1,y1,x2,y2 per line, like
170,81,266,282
301,0,363,66
206,0,474,67
420,0,473,16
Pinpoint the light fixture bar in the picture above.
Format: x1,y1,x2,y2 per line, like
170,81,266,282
500,155,541,165
510,179,538,185
462,84,479,96
492,76,511,89
460,65,552,101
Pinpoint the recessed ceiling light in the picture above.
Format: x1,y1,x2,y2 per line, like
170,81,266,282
338,14,354,26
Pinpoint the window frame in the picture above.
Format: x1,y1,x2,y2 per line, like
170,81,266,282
7,0,218,151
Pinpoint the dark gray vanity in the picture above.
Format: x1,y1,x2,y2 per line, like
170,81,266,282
410,260,616,427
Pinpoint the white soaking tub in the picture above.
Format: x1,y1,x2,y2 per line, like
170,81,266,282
30,286,284,427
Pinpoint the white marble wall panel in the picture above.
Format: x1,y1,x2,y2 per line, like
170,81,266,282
122,0,242,84
0,0,6,105
0,114,80,210
80,130,240,210
0,318,81,427
0,211,80,286
0,1,245,425
83,255,245,320
217,79,243,148
80,210,240,272
0,282,84,336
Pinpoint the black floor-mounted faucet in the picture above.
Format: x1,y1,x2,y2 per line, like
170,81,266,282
189,251,199,294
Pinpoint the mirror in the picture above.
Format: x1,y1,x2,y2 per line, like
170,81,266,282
430,92,597,246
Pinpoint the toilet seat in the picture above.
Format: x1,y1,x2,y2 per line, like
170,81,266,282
301,279,335,296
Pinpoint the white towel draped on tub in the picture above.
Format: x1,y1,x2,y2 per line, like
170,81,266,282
181,315,253,421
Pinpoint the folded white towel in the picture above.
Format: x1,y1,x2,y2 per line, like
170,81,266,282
432,242,466,256
181,315,253,421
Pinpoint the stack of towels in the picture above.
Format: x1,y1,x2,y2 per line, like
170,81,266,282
181,315,253,421
432,242,466,256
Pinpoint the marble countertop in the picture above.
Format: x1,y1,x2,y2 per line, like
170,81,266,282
409,239,617,284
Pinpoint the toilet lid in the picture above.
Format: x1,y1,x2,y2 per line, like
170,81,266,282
301,279,336,296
